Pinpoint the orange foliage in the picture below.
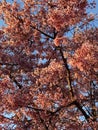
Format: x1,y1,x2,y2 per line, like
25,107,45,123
0,0,97,130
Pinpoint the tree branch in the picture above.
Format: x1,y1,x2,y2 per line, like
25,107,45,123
0,62,18,66
9,74,23,89
59,47,74,98
74,100,90,120
30,25,54,39
37,111,49,130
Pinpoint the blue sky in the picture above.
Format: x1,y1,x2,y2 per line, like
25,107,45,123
88,0,98,14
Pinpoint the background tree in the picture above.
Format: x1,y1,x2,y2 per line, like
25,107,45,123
0,0,98,129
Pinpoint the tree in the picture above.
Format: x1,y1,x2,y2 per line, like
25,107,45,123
0,0,98,129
